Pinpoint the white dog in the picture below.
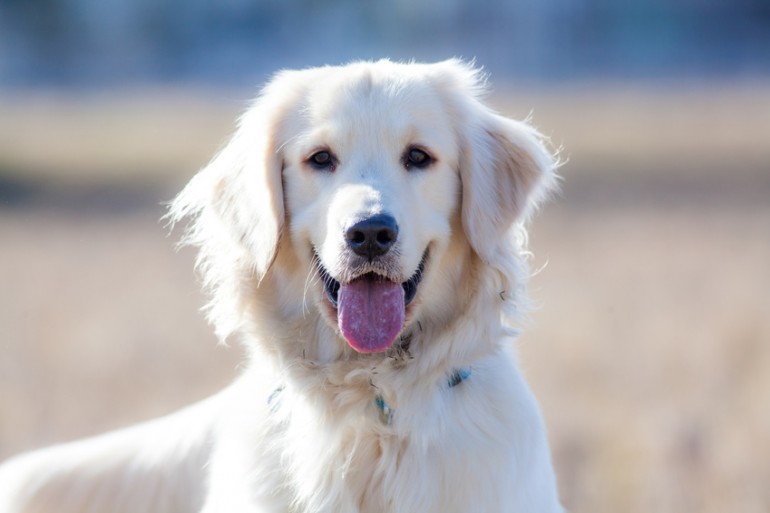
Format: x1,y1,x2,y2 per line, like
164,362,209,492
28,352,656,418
0,59,563,513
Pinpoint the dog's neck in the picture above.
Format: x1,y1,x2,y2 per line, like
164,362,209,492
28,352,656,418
240,246,514,430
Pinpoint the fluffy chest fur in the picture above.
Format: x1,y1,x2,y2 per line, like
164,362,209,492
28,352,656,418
205,346,555,513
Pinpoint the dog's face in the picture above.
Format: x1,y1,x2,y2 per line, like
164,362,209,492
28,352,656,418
172,60,555,356
279,67,462,352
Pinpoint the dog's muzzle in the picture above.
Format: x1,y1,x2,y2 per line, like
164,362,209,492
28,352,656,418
316,247,427,354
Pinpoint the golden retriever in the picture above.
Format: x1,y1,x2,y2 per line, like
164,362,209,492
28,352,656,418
0,59,564,513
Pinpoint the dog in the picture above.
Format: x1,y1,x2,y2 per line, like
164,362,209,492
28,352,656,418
0,59,563,513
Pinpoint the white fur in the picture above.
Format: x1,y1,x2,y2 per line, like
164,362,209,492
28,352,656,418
0,59,563,513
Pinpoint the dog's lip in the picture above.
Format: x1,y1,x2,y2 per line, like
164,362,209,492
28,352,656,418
315,251,428,309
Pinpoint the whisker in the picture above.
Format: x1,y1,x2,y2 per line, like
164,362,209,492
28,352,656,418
302,253,323,317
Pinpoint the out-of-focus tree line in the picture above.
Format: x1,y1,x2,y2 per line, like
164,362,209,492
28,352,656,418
1,0,768,86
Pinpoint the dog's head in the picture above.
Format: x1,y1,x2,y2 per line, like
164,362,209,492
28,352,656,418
170,60,555,356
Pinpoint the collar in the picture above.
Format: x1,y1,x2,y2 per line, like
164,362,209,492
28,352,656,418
375,367,472,425
268,368,472,426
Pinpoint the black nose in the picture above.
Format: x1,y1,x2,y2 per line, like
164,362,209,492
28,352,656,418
345,214,399,259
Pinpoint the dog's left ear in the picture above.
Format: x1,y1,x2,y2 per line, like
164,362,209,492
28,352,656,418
459,110,556,264
170,103,284,280
169,73,301,283
166,86,296,341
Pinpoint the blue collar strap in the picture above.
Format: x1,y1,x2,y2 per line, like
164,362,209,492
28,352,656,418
268,368,472,426
374,394,394,425
447,367,472,388
375,367,471,426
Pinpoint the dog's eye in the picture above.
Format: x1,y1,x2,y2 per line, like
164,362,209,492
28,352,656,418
403,148,433,170
308,150,335,171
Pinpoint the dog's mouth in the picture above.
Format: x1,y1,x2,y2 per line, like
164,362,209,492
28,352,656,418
316,251,427,353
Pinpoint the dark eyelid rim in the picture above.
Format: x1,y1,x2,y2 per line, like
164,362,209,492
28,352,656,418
403,144,437,169
305,147,337,171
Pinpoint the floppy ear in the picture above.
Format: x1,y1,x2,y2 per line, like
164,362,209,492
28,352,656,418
208,107,285,278
459,110,556,264
169,90,288,281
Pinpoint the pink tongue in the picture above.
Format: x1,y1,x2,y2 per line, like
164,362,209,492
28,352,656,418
338,278,405,353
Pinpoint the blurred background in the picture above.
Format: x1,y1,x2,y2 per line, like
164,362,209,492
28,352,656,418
1,1,769,512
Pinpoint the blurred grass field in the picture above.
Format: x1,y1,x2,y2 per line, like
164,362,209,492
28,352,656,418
1,83,769,513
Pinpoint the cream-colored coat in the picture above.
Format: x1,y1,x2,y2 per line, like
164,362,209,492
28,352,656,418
0,59,564,513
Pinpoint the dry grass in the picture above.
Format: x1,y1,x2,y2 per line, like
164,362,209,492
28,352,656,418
496,82,770,175
1,85,769,512
0,90,241,185
524,203,770,513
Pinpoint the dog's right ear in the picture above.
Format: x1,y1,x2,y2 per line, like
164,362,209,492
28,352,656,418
427,60,557,267
458,111,556,266
169,76,297,282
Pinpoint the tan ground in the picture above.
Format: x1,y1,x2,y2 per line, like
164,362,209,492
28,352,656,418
1,85,768,512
